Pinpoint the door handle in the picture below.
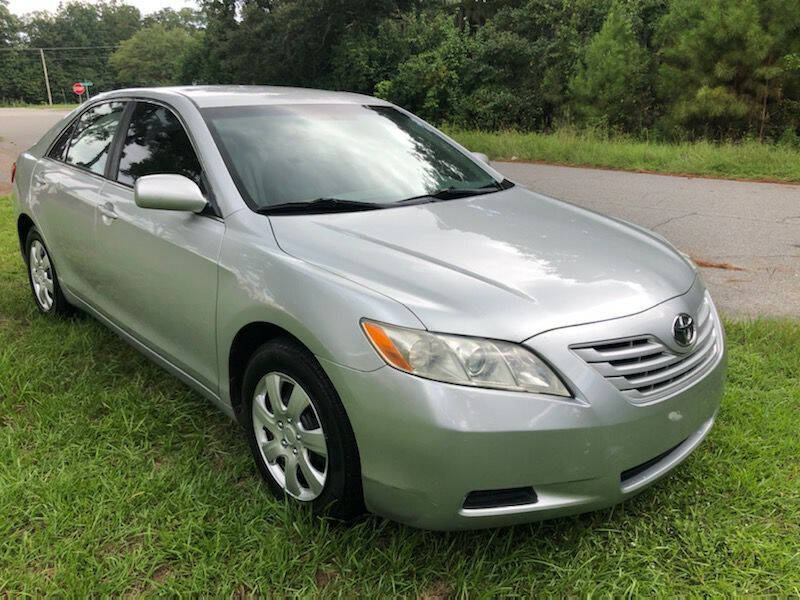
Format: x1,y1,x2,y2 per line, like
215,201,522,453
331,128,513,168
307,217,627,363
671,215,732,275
99,202,118,221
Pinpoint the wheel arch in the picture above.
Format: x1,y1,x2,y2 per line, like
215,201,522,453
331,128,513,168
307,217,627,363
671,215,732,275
17,213,36,259
227,321,312,418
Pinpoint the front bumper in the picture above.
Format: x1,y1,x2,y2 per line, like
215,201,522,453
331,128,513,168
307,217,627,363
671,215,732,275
321,281,726,530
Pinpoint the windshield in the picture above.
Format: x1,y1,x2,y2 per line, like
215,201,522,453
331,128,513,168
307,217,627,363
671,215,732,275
201,104,500,211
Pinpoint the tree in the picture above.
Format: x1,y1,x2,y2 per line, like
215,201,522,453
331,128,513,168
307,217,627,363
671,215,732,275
18,1,141,102
370,12,471,124
0,0,18,47
109,24,191,86
196,0,403,88
467,0,614,130
569,2,651,131
656,0,800,139
143,7,205,31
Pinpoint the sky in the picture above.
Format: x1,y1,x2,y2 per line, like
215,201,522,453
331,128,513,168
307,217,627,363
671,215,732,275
7,0,197,17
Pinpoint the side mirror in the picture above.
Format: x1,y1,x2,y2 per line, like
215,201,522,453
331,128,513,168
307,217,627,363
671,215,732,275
134,174,207,212
471,151,490,164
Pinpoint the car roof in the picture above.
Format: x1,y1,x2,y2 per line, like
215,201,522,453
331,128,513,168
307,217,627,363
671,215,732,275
98,85,392,109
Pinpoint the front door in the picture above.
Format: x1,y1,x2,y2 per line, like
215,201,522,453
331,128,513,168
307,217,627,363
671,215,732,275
93,101,224,392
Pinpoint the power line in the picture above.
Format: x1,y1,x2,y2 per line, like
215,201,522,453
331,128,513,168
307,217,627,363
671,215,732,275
0,45,122,51
0,44,122,105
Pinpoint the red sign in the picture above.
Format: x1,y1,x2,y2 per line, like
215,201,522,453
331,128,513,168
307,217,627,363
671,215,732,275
72,82,85,95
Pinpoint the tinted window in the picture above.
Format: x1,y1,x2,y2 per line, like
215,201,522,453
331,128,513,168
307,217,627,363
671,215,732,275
117,102,203,189
202,104,496,209
65,101,126,175
48,122,75,161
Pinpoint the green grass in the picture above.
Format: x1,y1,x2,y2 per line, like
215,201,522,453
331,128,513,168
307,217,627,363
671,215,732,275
449,127,800,183
1,196,799,596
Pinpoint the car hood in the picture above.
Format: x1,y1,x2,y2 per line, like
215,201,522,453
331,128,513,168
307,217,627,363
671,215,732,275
270,186,696,341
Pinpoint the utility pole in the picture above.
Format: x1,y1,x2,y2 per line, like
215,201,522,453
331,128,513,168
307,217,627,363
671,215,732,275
39,48,53,106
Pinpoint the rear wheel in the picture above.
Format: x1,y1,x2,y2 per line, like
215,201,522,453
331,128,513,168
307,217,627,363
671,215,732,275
25,228,71,316
241,337,364,520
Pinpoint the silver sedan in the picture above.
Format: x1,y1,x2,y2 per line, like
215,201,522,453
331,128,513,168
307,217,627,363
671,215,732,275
11,86,726,530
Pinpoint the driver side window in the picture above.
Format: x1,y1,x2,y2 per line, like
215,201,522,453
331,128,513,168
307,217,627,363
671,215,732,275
116,102,204,192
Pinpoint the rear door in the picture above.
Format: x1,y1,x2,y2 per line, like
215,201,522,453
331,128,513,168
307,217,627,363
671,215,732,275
30,101,127,302
93,100,224,392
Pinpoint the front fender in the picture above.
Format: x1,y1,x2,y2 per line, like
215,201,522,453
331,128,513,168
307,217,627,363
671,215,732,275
216,210,424,407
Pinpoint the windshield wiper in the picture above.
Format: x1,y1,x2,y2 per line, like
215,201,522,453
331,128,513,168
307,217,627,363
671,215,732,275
396,179,510,204
256,197,388,215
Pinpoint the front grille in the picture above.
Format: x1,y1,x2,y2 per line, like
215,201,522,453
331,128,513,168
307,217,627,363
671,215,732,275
571,297,719,402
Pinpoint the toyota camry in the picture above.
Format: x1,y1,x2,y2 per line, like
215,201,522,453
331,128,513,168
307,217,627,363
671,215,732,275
11,86,726,529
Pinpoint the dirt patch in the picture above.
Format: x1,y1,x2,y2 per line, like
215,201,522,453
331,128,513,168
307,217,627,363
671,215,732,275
98,533,147,557
420,579,453,600
315,567,339,589
152,565,171,583
0,144,17,195
691,257,746,271
232,584,256,599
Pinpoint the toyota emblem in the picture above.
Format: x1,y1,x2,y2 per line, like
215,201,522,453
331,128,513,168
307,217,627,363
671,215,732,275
672,313,696,347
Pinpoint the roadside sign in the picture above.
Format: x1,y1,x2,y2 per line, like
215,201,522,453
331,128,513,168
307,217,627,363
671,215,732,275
72,82,85,95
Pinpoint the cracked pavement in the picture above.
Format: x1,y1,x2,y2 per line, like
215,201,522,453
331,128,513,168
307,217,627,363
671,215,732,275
1,109,796,318
496,162,800,318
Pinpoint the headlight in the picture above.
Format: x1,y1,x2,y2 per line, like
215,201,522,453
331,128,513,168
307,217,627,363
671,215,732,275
361,320,570,397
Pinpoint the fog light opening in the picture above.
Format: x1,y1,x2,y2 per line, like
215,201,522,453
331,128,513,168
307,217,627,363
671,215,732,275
462,486,537,510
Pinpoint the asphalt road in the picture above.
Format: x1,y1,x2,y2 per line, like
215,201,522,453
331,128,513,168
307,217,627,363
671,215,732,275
1,107,797,318
0,107,68,194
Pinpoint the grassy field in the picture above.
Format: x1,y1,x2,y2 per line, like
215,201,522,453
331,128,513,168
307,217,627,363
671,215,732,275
449,128,800,184
0,196,798,596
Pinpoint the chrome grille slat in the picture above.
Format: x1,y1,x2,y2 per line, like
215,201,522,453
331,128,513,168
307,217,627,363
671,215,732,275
631,344,719,396
570,297,720,402
573,341,663,363
610,338,716,390
593,348,689,376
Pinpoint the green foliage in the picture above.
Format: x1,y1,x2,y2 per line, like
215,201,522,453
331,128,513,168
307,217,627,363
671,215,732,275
656,0,800,139
331,9,455,95
363,12,469,123
191,0,400,88
142,7,205,31
569,2,650,131
2,0,800,139
109,24,192,87
0,0,18,47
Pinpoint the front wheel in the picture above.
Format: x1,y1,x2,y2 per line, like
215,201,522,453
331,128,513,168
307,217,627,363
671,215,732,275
241,337,364,520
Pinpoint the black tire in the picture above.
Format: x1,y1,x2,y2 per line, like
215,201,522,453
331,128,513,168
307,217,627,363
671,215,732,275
25,227,72,316
241,336,364,520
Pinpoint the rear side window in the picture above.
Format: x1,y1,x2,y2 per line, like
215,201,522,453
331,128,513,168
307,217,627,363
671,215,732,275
48,122,75,161
116,102,203,189
64,101,126,175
